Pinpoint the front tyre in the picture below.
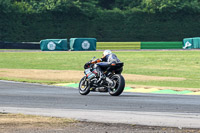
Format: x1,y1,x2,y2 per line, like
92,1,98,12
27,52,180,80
79,76,90,95
109,74,125,96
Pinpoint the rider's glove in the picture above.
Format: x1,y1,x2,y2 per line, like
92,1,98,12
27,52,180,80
91,59,101,64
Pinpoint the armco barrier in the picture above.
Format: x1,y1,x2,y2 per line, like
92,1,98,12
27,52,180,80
0,41,184,50
0,42,40,49
97,42,141,50
141,42,182,49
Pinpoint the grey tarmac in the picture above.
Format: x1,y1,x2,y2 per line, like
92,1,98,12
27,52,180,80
0,80,200,129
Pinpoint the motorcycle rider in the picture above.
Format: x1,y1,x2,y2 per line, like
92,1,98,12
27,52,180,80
91,50,121,83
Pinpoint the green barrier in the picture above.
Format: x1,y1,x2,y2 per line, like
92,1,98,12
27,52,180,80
141,42,182,49
40,39,68,51
183,38,193,49
183,37,200,49
70,38,96,51
97,42,141,50
192,37,200,49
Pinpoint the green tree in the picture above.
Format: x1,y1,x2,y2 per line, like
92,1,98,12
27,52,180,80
140,0,200,13
114,0,142,10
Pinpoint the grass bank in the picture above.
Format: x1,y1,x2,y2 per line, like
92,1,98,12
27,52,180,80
0,51,199,89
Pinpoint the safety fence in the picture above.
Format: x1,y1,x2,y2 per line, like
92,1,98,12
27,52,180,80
141,42,182,49
2,40,200,50
97,42,182,50
97,42,141,50
40,40,183,51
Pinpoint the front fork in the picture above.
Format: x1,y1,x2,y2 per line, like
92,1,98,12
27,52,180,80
82,76,89,86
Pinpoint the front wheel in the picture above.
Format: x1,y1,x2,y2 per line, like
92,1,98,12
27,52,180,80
79,76,90,95
109,74,125,96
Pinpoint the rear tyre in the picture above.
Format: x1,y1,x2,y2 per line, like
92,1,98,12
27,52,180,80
79,76,90,95
109,74,125,96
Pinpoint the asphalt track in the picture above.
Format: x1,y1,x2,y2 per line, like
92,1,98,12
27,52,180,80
0,80,200,128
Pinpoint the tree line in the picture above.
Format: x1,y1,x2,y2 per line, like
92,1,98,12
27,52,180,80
1,0,200,14
1,0,200,42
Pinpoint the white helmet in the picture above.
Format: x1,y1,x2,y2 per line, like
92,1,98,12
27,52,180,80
103,50,112,57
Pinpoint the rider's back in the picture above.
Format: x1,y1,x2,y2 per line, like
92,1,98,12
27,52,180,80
106,53,120,63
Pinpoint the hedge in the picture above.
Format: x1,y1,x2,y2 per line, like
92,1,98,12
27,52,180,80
0,12,200,42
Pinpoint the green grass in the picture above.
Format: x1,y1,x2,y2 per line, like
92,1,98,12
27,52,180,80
0,77,66,85
0,51,200,88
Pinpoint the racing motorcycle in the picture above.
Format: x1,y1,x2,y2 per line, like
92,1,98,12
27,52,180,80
78,57,125,96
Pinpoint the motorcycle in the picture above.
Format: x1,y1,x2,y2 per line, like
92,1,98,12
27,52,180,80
78,57,125,96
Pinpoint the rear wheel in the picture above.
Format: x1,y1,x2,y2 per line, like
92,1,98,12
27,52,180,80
79,76,90,95
109,74,125,96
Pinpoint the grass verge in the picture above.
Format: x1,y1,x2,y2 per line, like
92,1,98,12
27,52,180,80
0,112,76,130
0,77,63,85
0,51,200,89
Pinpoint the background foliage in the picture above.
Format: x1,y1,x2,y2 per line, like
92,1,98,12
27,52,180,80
0,0,200,42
